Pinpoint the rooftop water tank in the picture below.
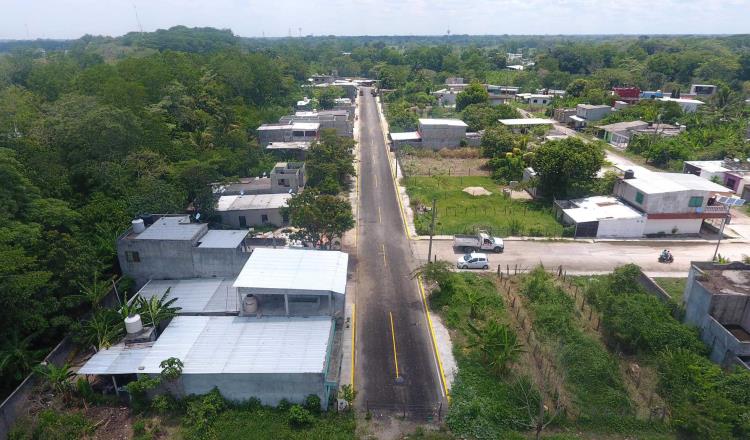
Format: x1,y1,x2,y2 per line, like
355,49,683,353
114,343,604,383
243,295,258,314
125,314,143,334
132,218,146,234
624,169,635,179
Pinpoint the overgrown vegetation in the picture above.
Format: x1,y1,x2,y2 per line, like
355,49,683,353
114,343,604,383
583,265,750,439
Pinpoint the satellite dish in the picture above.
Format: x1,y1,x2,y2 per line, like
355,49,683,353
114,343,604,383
195,213,201,220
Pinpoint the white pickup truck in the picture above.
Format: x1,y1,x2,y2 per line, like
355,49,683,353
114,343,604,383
453,231,504,253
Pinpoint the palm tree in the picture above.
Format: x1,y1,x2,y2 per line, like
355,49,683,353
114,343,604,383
35,362,76,400
467,321,524,376
80,309,124,351
137,288,181,332
0,332,45,382
68,272,113,311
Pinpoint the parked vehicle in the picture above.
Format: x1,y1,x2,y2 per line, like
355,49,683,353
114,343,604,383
359,89,363,96
453,231,504,253
457,253,490,270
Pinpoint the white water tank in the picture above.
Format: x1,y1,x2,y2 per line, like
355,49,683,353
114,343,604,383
125,314,143,334
243,295,258,314
132,218,146,234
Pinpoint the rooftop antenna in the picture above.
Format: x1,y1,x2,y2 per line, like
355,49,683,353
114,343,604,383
446,28,451,36
132,3,144,34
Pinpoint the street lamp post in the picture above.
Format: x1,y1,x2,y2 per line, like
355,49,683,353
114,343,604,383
711,196,746,262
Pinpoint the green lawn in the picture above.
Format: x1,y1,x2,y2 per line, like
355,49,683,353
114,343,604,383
652,278,687,303
210,408,355,440
404,175,564,236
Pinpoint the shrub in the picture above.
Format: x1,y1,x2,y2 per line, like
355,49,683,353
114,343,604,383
277,398,292,411
303,394,322,413
288,405,314,428
183,388,227,438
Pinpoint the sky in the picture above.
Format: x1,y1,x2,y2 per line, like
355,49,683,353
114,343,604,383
1,0,749,40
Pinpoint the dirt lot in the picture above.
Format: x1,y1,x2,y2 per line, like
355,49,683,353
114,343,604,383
399,148,490,177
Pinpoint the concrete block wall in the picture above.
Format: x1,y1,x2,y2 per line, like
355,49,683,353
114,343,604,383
218,208,287,229
179,372,327,409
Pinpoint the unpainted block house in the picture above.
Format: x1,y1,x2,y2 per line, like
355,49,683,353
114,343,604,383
683,262,750,370
83,216,349,410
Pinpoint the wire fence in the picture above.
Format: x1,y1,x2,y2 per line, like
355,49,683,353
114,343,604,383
496,267,670,423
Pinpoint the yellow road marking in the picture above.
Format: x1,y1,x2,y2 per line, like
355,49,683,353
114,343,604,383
382,243,387,267
389,311,400,379
351,302,356,388
374,174,378,188
378,206,382,223
418,277,450,400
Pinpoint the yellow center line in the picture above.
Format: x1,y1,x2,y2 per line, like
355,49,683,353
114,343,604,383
389,311,400,379
374,174,378,188
382,243,387,267
378,206,382,223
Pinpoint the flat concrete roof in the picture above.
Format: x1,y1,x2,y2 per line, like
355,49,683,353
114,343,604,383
265,141,311,151
499,118,556,126
660,97,704,105
291,122,320,131
563,196,645,223
134,216,205,241
234,248,348,295
418,118,468,127
684,160,730,173
216,194,291,212
624,171,731,194
79,316,333,375
597,120,649,132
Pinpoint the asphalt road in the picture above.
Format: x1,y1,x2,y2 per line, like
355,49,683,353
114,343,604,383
414,238,750,276
354,88,443,416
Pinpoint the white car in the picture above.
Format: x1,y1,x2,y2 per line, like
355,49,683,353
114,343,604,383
456,252,489,270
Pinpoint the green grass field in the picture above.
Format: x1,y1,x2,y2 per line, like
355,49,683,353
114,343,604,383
652,277,687,303
404,175,564,236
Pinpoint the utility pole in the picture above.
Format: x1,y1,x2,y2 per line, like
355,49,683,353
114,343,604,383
711,196,745,261
427,198,436,263
712,204,731,262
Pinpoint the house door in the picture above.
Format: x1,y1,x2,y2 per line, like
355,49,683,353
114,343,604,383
239,216,247,227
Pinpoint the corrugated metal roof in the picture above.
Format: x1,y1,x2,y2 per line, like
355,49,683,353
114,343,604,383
139,316,332,374
233,248,348,294
135,216,205,241
137,278,239,314
198,230,248,248
499,118,556,126
419,118,467,127
78,343,152,375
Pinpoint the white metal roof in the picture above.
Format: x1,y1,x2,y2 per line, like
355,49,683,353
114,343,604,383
499,118,556,126
257,124,293,131
216,194,291,212
137,278,239,314
660,97,704,105
563,196,644,223
135,216,205,241
78,343,153,375
79,316,333,375
265,141,311,150
198,230,248,248
418,118,468,127
234,248,348,295
291,122,320,131
142,316,332,374
390,132,421,141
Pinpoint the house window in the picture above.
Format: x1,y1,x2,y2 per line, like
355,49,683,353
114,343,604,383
261,214,269,224
278,178,288,187
125,251,140,263
239,216,247,228
689,196,704,208
635,192,644,204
